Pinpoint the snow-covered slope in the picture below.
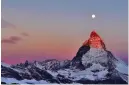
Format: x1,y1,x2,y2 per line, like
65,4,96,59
1,62,11,67
1,61,60,84
82,48,108,67
1,77,49,84
115,57,128,74
114,57,128,82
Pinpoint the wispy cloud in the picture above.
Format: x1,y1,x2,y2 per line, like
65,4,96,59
21,32,29,37
2,18,29,38
1,18,16,28
2,36,22,44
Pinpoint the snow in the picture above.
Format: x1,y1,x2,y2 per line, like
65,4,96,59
82,48,108,67
1,77,49,84
115,57,128,74
1,62,24,73
118,72,128,83
97,70,108,80
24,69,31,75
41,59,60,70
13,68,24,73
49,51,110,81
88,63,105,71
55,67,108,81
47,70,58,77
115,57,128,83
87,48,106,57
34,62,43,69
59,60,68,67
2,77,21,84
1,62,11,67
72,68,108,80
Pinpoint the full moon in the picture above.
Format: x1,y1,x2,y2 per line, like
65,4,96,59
92,14,96,19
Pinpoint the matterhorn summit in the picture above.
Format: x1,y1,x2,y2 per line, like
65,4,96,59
70,31,128,83
83,30,106,49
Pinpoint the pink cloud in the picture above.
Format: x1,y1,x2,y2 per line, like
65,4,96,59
1,18,29,37
1,36,22,44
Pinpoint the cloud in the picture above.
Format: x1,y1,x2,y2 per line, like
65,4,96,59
1,18,16,28
21,32,29,37
1,18,29,44
2,36,22,44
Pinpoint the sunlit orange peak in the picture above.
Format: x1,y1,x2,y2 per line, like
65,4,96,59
83,30,106,49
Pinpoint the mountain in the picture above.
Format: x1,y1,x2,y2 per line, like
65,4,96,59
1,62,60,84
1,31,128,84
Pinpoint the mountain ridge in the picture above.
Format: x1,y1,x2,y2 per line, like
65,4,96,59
1,31,128,84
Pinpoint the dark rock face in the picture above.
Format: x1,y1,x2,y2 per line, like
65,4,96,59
1,63,60,84
76,78,127,84
1,66,23,80
27,66,60,83
73,45,90,61
1,82,6,84
57,74,73,84
106,51,117,73
71,45,90,70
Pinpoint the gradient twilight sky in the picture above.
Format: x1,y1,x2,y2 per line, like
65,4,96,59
1,0,128,64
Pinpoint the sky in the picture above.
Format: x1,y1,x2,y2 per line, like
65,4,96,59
1,0,128,64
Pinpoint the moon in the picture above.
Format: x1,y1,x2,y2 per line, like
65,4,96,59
92,14,96,19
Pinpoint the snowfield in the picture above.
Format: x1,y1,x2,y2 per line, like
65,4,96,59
1,77,49,84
